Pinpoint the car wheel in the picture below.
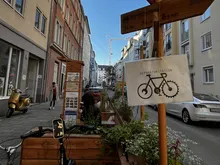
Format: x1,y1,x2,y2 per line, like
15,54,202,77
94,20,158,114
182,109,191,124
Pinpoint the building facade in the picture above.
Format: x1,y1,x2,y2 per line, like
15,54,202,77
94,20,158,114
45,0,85,101
82,16,91,88
89,50,97,86
0,0,51,115
97,65,109,86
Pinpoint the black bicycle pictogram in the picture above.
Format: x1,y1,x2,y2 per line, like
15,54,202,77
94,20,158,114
137,73,179,99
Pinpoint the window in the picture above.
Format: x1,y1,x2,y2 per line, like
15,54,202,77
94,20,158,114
35,8,41,29
71,45,74,59
0,40,21,97
69,13,73,29
201,7,210,22
203,66,214,83
67,40,71,57
4,0,13,5
54,19,63,47
65,5,69,21
53,63,59,84
41,15,47,34
201,32,212,50
181,44,190,64
58,0,64,11
165,33,172,51
15,0,24,14
165,23,171,31
63,35,67,54
181,20,189,42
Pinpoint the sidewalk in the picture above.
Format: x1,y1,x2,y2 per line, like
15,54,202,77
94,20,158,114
0,100,63,165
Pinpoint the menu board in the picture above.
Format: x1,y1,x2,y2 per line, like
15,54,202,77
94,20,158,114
65,92,78,111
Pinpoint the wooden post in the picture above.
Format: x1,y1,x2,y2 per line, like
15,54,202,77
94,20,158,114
140,45,145,121
153,0,168,164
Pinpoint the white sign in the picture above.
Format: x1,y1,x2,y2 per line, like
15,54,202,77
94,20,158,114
22,75,26,80
125,55,193,106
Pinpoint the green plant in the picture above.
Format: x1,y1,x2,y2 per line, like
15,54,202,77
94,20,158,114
100,90,109,112
117,102,133,122
100,120,144,146
81,106,101,127
125,123,203,165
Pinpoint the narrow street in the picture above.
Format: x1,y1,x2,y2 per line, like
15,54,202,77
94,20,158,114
145,106,220,165
0,100,62,164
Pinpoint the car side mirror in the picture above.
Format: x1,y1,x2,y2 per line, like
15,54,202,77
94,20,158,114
52,118,65,139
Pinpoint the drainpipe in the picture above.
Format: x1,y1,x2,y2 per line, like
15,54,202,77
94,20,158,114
42,0,54,103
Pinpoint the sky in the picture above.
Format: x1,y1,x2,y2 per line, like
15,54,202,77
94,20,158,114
81,0,150,66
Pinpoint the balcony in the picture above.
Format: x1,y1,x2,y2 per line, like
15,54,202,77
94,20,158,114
181,31,189,42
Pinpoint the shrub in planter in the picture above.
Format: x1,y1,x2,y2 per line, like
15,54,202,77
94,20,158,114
125,123,203,165
100,90,110,112
117,103,133,122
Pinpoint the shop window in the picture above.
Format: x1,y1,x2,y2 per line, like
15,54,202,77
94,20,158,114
0,40,21,97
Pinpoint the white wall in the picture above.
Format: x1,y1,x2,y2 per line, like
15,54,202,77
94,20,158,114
82,23,91,87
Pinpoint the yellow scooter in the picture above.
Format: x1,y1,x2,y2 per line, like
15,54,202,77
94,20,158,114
6,87,31,118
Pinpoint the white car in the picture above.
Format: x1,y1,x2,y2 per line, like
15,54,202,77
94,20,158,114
166,93,220,124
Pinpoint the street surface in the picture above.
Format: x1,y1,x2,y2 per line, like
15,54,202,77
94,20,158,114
143,106,220,165
0,100,62,165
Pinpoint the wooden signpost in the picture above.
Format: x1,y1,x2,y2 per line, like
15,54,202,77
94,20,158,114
57,57,84,126
121,0,214,164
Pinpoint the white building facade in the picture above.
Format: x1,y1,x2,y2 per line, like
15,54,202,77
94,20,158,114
82,16,91,88
97,65,109,85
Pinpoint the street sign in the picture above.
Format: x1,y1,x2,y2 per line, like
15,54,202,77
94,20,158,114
121,0,214,34
159,0,214,25
125,55,193,106
121,4,158,34
147,0,156,4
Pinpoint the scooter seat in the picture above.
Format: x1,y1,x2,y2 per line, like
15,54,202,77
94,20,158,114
20,94,29,98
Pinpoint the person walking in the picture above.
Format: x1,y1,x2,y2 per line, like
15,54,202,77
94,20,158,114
49,82,58,110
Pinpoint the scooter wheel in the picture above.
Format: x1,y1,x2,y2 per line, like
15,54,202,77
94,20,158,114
23,109,28,114
6,108,14,118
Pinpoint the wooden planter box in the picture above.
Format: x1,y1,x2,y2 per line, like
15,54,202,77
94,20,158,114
101,111,115,121
117,147,146,165
20,133,121,165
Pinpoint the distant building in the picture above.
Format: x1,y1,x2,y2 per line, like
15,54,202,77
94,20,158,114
97,65,109,85
89,50,98,86
82,16,92,88
45,0,85,101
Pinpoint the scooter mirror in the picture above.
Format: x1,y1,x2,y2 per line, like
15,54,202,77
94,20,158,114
52,118,65,139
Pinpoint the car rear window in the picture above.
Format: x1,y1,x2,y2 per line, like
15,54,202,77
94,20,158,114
194,93,219,101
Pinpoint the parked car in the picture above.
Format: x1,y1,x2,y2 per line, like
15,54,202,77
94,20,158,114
166,93,220,124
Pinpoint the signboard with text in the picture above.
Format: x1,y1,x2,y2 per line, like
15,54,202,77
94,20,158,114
125,55,193,106
121,0,214,34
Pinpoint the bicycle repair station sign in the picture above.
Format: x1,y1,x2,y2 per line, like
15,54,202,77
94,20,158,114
125,55,193,106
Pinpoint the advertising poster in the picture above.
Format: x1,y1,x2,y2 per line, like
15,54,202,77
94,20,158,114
66,81,79,91
65,92,78,111
67,72,80,81
64,111,77,127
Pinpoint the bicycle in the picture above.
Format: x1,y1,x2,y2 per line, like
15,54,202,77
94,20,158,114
137,73,179,99
0,139,22,165
0,121,96,165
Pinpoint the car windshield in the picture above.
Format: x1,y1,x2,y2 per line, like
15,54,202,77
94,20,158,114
194,93,219,101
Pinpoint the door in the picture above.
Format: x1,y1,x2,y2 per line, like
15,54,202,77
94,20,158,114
27,58,39,103
53,62,59,84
